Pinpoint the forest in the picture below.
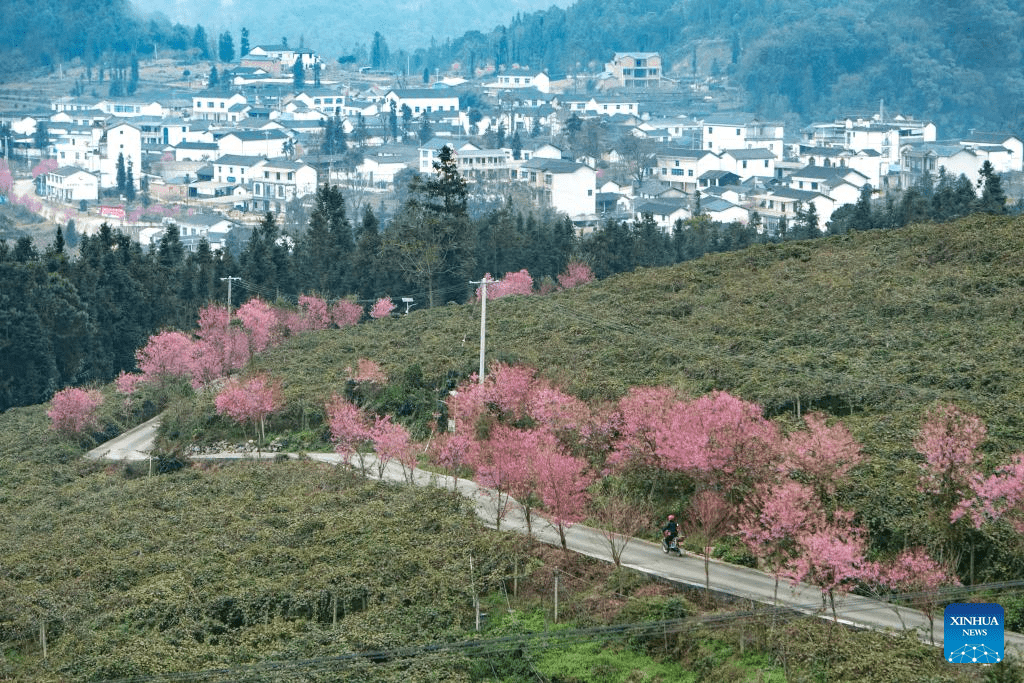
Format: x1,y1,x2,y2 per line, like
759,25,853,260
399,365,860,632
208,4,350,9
409,0,1024,135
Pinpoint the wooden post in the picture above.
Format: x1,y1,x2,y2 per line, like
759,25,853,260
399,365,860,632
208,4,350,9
39,618,47,661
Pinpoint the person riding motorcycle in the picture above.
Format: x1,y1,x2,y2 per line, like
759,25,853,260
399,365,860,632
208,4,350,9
661,514,679,552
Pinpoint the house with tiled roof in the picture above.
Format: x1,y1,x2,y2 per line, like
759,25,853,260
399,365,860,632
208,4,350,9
43,166,99,203
513,157,596,219
604,52,663,89
720,148,776,180
654,146,720,193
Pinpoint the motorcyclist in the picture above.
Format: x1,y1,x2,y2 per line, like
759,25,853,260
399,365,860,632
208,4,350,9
661,514,679,552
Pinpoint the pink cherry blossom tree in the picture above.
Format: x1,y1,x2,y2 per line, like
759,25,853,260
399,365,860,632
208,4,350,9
490,269,534,299
47,387,104,437
135,330,197,390
535,446,593,549
214,375,283,453
348,358,388,384
785,520,874,622
325,395,375,472
331,299,364,327
371,415,419,483
369,297,396,319
297,295,332,330
739,480,824,604
876,547,959,643
782,411,864,505
236,297,283,354
191,305,250,385
557,261,595,290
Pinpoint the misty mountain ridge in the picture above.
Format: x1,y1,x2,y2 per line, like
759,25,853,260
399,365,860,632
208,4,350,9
132,0,573,56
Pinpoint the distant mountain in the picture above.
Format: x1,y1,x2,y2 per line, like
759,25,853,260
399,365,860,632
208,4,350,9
131,0,574,57
418,0,1024,135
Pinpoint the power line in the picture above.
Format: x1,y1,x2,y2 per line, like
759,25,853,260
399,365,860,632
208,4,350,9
99,579,1024,682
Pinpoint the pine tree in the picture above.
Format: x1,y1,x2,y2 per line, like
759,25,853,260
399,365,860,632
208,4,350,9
115,153,126,194
240,27,250,57
125,160,136,202
978,161,1007,214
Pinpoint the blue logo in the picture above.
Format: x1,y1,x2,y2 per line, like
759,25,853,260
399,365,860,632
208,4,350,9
945,603,1004,663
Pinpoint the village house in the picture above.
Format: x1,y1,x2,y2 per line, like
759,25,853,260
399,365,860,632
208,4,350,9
43,166,99,203
216,129,290,158
604,52,664,89
719,148,776,180
655,147,720,193
785,165,869,207
191,91,249,122
699,114,785,157
490,69,552,94
512,157,596,220
382,89,460,118
249,158,318,214
748,186,837,232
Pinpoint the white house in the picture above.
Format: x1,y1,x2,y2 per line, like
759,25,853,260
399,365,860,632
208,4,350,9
633,198,689,231
655,147,720,192
191,91,248,122
749,186,837,233
703,197,749,224
604,52,663,89
211,154,264,186
513,157,596,219
492,69,551,94
249,159,318,214
216,129,290,158
44,166,99,202
99,122,142,189
700,114,785,157
383,89,460,118
785,165,869,207
719,148,776,180
959,132,1024,173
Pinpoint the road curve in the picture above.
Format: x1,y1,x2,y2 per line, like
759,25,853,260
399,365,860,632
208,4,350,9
90,418,1024,656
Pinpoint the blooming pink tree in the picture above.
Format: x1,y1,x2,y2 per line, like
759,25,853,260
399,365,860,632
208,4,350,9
876,547,959,643
534,446,593,549
782,412,864,504
371,415,419,482
297,295,332,330
331,299,364,328
325,395,375,472
31,158,58,179
739,480,824,604
214,375,283,450
370,297,396,319
236,298,283,353
610,387,779,497
0,161,13,196
488,269,534,299
48,387,104,437
191,305,250,385
135,330,197,388
348,358,388,384
557,262,595,290
785,519,874,622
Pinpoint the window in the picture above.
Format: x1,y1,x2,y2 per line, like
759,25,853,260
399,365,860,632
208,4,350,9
736,128,741,135
707,127,713,134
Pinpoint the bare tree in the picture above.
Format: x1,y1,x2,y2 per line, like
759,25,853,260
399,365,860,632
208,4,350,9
684,490,735,600
590,491,652,567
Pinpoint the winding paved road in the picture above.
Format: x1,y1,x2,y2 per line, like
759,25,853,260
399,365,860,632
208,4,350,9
88,418,1024,657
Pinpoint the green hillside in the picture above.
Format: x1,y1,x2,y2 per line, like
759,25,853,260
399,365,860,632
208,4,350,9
5,215,1024,680
251,214,1024,460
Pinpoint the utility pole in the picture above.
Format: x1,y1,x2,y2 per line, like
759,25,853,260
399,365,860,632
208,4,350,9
220,276,241,317
469,276,495,384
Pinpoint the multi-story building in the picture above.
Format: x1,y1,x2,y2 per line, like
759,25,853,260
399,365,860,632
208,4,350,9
604,53,663,89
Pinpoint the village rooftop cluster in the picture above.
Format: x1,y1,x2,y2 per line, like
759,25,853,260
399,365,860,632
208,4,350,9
2,46,1021,249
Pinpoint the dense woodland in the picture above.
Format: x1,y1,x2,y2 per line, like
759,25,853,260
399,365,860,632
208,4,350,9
411,0,1024,134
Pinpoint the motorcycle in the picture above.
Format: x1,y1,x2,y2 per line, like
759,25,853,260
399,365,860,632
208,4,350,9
662,530,681,555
